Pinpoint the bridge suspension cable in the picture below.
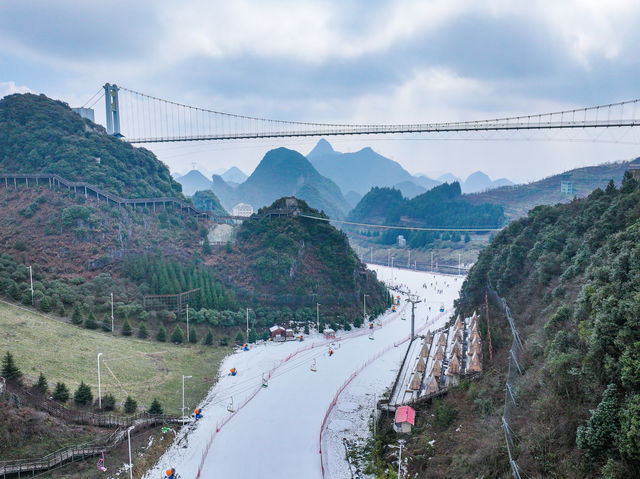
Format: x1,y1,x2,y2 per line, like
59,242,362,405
108,84,640,143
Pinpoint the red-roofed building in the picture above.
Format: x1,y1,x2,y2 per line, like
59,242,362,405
394,405,416,433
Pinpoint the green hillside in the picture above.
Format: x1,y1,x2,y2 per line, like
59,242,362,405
0,93,184,199
348,183,504,247
192,190,228,215
464,158,640,219
372,171,640,478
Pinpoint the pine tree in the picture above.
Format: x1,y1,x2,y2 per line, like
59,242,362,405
100,393,116,411
156,325,167,342
71,304,83,325
235,331,245,344
189,326,198,344
121,318,132,336
74,381,93,405
204,329,214,345
56,302,66,317
40,296,51,313
84,312,98,330
148,398,163,415
53,382,70,402
21,291,32,306
138,322,149,339
2,352,22,383
124,396,138,414
171,326,184,344
248,328,258,343
101,315,112,332
202,236,212,255
35,372,48,394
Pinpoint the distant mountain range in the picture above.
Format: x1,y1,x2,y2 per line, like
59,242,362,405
211,147,350,219
306,139,513,198
175,166,248,196
465,158,640,219
220,166,247,184
176,169,213,196
306,139,440,199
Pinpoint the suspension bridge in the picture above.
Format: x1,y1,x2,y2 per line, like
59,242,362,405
81,83,640,144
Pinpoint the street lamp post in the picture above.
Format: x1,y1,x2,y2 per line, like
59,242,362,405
458,253,462,275
186,303,189,344
127,426,134,479
29,266,34,306
110,292,114,333
182,375,192,418
316,303,320,331
97,353,103,409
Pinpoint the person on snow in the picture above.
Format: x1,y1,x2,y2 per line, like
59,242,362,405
329,349,334,357
230,367,237,376
194,408,202,420
165,468,177,478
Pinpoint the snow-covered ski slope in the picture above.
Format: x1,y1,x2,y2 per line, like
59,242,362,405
144,265,463,479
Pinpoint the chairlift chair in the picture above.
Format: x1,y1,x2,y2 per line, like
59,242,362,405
310,359,317,372
261,374,268,388
227,397,235,413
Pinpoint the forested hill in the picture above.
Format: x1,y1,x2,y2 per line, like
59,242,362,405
205,197,389,319
464,158,640,220
0,93,184,199
350,182,504,228
456,171,640,477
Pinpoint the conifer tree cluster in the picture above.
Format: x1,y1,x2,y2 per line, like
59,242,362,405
122,254,236,310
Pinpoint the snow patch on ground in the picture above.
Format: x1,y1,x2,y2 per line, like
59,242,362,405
143,266,463,479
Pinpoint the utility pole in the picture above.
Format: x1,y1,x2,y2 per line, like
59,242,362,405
182,375,192,418
29,265,34,306
407,250,410,268
246,308,251,344
390,440,406,479
97,353,103,409
406,295,423,340
110,292,114,333
458,253,462,275
370,248,373,263
363,294,369,324
316,303,320,331
186,303,190,344
373,392,377,436
387,249,390,267
430,251,433,272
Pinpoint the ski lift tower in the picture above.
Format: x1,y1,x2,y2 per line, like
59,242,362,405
405,295,422,339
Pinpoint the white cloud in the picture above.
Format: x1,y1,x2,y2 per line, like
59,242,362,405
0,81,31,98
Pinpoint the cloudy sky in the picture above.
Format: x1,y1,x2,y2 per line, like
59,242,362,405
2,0,640,183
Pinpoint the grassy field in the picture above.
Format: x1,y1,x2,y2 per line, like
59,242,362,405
0,300,230,414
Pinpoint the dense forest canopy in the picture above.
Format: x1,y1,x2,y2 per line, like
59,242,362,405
348,183,504,247
456,171,640,477
0,93,184,199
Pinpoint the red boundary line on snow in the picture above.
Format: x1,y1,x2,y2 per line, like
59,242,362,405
318,308,450,478
193,304,407,478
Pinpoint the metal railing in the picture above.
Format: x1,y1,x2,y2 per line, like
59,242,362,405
487,284,525,479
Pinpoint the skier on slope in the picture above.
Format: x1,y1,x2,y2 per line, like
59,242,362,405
165,468,177,478
194,408,203,420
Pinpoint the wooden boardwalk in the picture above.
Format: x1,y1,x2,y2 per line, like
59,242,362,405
0,381,186,477
0,173,249,222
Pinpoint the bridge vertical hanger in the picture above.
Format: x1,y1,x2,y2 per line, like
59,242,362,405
103,83,121,136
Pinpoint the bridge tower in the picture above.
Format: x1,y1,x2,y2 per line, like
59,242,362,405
103,83,121,136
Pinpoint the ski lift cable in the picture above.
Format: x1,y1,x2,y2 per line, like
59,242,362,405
298,214,503,233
